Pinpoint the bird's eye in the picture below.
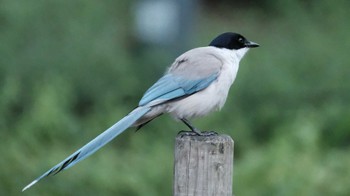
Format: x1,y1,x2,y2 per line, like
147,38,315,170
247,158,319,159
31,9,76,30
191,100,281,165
238,37,244,43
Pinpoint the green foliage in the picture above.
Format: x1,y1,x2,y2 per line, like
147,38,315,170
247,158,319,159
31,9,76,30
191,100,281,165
1,0,349,195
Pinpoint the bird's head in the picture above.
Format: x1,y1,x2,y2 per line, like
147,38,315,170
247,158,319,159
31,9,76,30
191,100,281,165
209,32,259,60
209,32,259,50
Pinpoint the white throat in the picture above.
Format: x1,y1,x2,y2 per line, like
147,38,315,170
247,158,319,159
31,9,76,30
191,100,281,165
235,48,249,61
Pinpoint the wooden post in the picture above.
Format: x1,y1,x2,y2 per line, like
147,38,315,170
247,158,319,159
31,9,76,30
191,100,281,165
173,134,234,196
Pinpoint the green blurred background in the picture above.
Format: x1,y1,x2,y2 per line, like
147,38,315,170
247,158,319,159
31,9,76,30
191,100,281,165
1,0,350,195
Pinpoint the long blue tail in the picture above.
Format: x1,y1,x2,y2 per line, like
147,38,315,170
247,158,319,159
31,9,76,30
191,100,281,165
22,106,151,191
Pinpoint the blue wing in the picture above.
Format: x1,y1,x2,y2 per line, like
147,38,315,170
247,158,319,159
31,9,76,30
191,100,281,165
139,73,219,106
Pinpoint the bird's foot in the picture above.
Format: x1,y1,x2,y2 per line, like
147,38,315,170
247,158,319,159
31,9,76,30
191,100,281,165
179,118,218,137
200,131,218,136
178,130,218,137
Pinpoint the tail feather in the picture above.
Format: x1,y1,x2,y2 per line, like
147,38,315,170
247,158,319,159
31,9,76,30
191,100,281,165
22,106,151,191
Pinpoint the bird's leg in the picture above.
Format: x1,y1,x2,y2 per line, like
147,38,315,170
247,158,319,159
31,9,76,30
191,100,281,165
181,118,202,135
179,118,217,136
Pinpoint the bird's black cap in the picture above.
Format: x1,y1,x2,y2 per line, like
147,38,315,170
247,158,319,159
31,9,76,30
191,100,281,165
209,32,259,50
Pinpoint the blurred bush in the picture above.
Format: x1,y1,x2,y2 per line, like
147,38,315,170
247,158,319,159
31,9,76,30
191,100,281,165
0,0,349,195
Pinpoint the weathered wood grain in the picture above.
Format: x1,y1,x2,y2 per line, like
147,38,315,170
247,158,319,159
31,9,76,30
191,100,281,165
173,134,234,196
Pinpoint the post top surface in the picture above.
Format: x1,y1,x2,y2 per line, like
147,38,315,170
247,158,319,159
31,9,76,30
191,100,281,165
175,133,234,144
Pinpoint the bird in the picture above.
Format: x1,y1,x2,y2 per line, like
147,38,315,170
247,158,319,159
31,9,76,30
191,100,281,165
22,32,259,191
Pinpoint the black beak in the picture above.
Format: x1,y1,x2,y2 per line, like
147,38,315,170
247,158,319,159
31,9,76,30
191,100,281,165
244,40,259,48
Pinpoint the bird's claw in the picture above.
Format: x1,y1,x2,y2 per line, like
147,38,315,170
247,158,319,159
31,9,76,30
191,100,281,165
200,131,218,136
178,130,218,137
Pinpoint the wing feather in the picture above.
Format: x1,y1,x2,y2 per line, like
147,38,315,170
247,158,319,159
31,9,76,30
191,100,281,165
139,47,223,106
